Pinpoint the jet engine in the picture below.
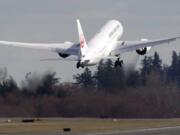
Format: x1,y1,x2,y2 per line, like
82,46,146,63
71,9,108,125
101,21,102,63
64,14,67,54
136,39,151,55
136,47,151,55
58,53,70,58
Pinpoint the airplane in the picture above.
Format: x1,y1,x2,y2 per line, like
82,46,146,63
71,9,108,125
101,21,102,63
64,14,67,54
0,19,179,68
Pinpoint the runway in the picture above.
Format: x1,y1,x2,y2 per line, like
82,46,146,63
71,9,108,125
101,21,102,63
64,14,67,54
87,126,180,135
2,126,180,135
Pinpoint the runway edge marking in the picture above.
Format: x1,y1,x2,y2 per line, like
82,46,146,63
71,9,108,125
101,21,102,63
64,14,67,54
85,126,180,135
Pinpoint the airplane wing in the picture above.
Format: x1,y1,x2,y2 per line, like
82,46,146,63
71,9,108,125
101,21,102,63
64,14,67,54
0,41,79,56
110,36,180,56
40,56,78,62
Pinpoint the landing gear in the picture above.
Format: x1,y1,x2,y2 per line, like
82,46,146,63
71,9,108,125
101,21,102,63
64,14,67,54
76,61,84,69
114,58,123,68
76,61,81,69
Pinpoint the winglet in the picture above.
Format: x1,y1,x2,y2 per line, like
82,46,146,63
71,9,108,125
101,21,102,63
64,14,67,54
76,19,88,57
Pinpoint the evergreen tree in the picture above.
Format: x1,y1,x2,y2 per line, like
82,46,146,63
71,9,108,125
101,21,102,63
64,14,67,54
141,56,153,84
95,59,114,89
112,66,126,89
22,72,59,96
176,53,180,85
126,68,141,87
0,68,18,96
167,51,178,82
141,52,163,85
36,72,59,95
74,67,95,88
152,52,162,73
0,76,18,96
95,59,125,93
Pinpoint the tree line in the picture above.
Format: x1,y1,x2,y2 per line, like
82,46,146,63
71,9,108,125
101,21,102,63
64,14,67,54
0,51,180,118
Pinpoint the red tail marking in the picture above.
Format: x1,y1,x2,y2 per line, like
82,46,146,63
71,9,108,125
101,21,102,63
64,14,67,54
80,37,85,48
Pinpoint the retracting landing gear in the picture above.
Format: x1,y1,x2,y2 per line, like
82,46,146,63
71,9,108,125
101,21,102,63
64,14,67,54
114,58,123,68
76,61,81,69
76,61,84,69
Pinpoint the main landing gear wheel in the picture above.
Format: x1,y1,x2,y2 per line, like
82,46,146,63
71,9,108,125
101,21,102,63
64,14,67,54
114,58,123,68
76,61,81,69
76,61,84,69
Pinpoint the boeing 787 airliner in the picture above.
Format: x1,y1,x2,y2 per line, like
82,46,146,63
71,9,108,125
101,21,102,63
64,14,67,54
0,20,179,68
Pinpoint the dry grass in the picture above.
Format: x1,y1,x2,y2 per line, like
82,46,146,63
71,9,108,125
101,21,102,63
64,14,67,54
0,118,180,134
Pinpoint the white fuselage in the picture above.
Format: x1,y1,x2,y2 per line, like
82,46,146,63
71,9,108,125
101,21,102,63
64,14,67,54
82,20,123,66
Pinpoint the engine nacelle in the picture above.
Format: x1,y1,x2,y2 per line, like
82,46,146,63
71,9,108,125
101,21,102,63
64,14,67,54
58,53,70,58
136,46,151,55
136,47,147,55
136,38,151,55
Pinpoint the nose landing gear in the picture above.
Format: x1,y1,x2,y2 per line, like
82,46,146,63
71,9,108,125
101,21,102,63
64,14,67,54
114,58,123,68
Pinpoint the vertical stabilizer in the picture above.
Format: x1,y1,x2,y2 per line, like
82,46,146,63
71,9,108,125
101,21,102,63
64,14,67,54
76,19,88,58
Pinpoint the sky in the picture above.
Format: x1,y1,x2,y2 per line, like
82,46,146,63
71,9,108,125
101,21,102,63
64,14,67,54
0,0,179,84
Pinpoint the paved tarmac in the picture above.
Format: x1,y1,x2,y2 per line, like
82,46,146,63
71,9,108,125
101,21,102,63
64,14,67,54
2,126,180,135
87,126,180,135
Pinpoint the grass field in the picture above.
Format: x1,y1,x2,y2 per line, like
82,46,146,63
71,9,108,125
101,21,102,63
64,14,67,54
0,118,180,134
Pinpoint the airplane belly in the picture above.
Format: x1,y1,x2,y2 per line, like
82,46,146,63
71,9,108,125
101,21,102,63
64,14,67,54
82,59,98,66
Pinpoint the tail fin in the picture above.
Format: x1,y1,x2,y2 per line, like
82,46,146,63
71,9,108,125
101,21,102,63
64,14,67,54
76,19,88,58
